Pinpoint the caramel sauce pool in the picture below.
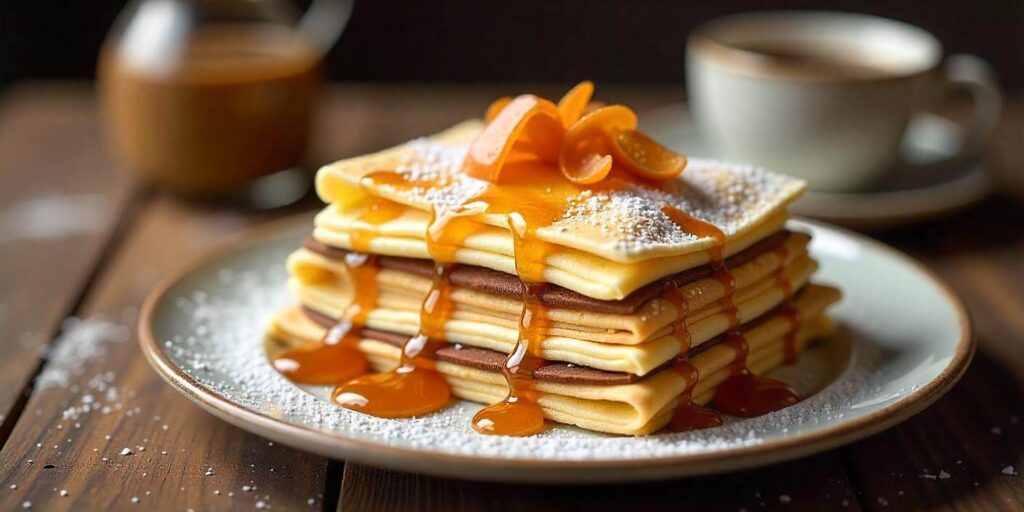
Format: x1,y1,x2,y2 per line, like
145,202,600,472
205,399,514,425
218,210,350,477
271,253,376,385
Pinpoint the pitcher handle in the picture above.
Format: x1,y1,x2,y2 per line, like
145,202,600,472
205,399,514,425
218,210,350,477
298,0,354,56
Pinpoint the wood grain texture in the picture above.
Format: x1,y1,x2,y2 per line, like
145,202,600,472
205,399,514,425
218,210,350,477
339,454,860,512
0,84,136,428
0,197,329,511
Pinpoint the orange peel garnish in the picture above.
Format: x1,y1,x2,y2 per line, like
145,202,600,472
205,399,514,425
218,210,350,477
559,105,637,184
612,129,687,181
485,96,512,123
467,83,687,185
556,81,593,129
464,94,563,182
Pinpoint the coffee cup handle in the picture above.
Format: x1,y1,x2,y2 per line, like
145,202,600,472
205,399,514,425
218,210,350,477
916,54,1002,167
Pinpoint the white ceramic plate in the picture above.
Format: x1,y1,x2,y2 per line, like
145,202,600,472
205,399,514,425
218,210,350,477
641,104,994,230
140,217,973,483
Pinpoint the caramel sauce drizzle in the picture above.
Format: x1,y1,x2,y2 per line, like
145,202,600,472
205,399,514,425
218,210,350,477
271,194,406,385
772,244,802,365
329,259,453,418
330,189,464,418
471,221,554,436
271,253,381,384
713,331,800,417
469,162,589,435
660,205,799,424
349,197,405,253
662,280,723,432
709,236,800,417
659,206,726,431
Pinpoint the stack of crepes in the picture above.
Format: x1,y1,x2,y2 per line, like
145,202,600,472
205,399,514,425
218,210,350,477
267,83,841,436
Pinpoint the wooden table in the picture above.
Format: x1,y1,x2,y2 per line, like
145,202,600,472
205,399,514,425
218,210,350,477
0,82,1022,511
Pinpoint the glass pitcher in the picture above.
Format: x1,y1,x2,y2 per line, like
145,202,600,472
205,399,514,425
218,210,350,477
98,0,352,201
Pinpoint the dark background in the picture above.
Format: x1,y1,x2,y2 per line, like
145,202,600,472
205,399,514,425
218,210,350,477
2,0,1023,89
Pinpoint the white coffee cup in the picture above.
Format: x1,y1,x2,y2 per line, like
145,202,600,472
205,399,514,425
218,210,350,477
686,11,1001,192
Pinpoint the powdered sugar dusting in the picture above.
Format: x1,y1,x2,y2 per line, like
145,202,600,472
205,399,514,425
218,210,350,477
38,318,131,390
556,161,801,253
366,140,803,256
384,139,489,215
148,225,959,463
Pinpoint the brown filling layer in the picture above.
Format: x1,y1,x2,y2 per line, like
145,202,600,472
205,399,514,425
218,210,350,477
301,296,790,386
302,229,791,314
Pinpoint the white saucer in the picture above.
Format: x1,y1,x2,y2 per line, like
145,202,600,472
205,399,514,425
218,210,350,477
139,217,972,483
641,104,994,230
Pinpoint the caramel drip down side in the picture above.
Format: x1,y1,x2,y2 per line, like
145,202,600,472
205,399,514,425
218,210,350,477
349,197,405,253
662,205,800,426
471,222,554,436
708,225,800,418
272,182,407,385
331,204,461,418
660,206,725,432
271,245,381,384
773,243,802,365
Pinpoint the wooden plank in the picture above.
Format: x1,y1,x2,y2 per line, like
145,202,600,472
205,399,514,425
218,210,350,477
339,454,861,512
0,196,331,511
0,83,137,428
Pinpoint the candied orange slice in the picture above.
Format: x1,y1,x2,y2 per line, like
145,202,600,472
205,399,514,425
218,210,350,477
464,95,563,182
559,105,637,184
612,129,687,181
484,96,512,123
556,81,593,128
565,154,612,184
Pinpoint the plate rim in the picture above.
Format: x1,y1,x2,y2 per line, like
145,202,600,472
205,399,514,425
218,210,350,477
138,215,975,482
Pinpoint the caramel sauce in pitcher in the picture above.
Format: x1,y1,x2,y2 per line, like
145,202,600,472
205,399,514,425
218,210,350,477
100,25,320,196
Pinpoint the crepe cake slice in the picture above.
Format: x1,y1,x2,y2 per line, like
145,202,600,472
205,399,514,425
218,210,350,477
267,284,841,435
265,82,838,437
275,230,819,376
